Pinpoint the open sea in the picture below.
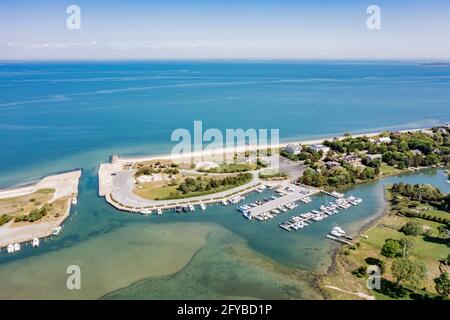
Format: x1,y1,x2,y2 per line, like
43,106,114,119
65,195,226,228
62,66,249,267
0,61,449,299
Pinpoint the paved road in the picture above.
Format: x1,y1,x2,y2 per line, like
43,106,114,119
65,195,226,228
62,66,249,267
110,169,261,209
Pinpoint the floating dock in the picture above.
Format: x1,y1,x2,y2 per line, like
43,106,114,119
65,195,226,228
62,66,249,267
326,234,353,245
247,184,320,218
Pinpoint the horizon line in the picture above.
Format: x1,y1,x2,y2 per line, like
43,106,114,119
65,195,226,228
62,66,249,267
1,57,450,63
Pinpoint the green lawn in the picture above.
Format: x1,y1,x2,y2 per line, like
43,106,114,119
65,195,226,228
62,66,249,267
420,209,450,221
135,184,179,200
361,215,448,261
201,163,257,173
379,163,400,176
134,174,253,200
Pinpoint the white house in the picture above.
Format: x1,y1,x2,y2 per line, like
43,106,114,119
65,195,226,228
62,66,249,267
283,144,302,156
377,137,391,144
309,144,330,154
420,129,434,136
367,154,382,161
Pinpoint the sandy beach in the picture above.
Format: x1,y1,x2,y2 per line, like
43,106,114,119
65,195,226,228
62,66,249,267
99,127,425,195
0,170,82,248
97,127,426,213
112,127,425,165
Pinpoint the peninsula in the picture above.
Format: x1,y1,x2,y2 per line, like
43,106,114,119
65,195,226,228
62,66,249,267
98,126,443,214
0,170,82,250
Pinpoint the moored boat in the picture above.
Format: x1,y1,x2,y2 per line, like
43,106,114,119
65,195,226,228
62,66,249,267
52,226,62,236
7,244,14,253
32,237,40,248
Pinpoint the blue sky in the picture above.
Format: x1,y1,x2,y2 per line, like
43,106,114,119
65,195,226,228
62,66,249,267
1,0,449,60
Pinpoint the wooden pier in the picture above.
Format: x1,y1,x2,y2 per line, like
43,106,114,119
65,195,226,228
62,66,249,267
326,234,353,245
247,184,320,218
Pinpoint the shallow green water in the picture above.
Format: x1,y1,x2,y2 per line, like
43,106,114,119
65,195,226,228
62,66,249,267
0,167,447,299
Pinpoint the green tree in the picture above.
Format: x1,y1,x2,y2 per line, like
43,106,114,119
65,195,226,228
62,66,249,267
437,225,449,239
391,258,427,290
391,257,411,285
401,221,422,237
444,194,450,211
409,260,427,290
399,236,416,257
381,239,402,258
434,272,450,298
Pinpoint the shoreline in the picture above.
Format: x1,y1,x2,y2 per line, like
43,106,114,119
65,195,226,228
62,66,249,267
316,181,391,300
114,127,427,164
98,127,427,213
317,165,449,299
0,170,82,249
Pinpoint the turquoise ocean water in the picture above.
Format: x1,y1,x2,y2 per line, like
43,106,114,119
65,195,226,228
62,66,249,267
0,61,449,299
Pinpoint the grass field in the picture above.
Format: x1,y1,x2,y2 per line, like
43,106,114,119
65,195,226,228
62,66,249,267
420,209,450,221
134,183,179,200
0,188,55,217
0,190,69,227
379,163,401,176
200,163,258,173
134,172,253,200
322,190,449,300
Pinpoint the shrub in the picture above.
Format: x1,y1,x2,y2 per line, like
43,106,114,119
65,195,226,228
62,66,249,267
352,266,366,278
400,221,422,236
0,214,13,226
381,239,402,258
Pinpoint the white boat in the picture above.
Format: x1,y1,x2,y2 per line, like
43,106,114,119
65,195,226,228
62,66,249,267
157,208,163,215
200,203,206,211
188,204,195,212
222,199,228,206
71,197,78,205
14,243,21,252
7,244,14,253
140,208,152,214
32,238,40,248
330,226,346,237
52,226,62,236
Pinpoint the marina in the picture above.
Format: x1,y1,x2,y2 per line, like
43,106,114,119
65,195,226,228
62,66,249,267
278,196,362,232
244,184,320,218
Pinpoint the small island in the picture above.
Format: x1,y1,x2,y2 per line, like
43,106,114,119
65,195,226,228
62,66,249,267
0,170,81,250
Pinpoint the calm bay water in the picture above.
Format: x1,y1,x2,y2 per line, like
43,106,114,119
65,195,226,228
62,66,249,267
0,61,449,299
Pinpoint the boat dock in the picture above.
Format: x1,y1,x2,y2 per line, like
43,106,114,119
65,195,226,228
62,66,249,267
326,234,353,245
247,184,320,218
320,190,344,198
